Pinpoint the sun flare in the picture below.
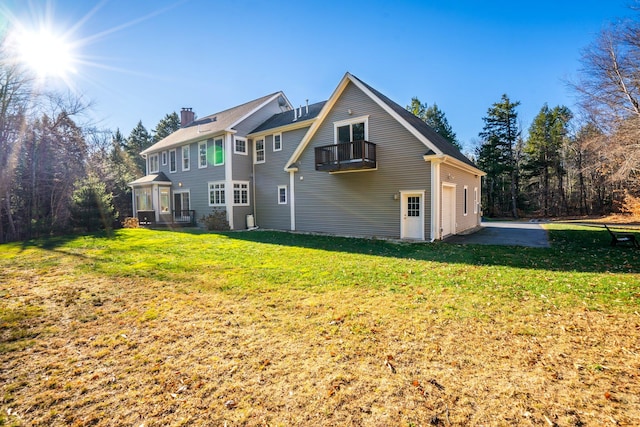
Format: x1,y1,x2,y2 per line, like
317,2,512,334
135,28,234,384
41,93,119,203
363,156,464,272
11,26,76,80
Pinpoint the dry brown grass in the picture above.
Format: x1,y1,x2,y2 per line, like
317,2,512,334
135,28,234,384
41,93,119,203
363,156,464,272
1,229,639,426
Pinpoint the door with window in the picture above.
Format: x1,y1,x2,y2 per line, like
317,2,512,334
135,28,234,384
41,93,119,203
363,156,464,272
173,191,190,222
401,192,424,240
442,185,456,237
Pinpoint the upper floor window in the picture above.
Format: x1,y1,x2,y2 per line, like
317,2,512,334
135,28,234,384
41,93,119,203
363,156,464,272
273,133,282,152
182,145,190,171
199,141,207,168
214,138,224,166
255,138,265,164
334,116,369,143
464,186,468,216
169,149,177,173
161,151,167,166
149,154,159,173
474,187,478,214
234,137,247,155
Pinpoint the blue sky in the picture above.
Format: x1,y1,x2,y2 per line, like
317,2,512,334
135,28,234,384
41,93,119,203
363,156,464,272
1,0,635,151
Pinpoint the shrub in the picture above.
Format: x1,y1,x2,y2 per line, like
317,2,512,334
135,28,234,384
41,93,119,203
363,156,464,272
70,176,118,232
201,209,230,231
621,191,640,218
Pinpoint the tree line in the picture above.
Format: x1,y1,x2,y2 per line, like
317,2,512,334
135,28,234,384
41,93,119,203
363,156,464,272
2,9,640,243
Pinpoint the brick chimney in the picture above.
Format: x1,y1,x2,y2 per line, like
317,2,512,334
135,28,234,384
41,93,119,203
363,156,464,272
180,108,195,127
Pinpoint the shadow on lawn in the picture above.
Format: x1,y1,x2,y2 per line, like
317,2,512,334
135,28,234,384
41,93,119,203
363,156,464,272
215,227,640,274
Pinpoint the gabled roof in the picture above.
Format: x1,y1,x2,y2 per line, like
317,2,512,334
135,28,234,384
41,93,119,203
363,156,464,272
140,92,287,155
128,172,171,186
250,101,327,134
285,72,483,175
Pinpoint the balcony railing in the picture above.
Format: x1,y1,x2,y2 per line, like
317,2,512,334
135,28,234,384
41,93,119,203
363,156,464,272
173,210,196,225
314,140,377,172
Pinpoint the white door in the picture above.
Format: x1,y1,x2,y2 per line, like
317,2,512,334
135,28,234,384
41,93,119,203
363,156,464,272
442,185,456,237
401,192,424,240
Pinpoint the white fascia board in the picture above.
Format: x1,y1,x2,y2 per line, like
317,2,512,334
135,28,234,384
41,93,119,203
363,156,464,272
246,117,316,139
283,73,353,171
423,154,486,177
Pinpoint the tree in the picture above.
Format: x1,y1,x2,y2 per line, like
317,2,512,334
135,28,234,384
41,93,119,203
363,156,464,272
70,174,118,232
522,105,573,216
477,94,521,217
152,112,180,143
124,121,152,175
406,97,461,150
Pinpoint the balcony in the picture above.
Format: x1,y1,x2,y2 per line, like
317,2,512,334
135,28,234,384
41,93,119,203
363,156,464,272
315,140,377,172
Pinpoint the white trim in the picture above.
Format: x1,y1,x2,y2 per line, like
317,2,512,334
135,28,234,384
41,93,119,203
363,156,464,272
234,136,248,155
289,170,296,230
169,149,177,173
424,153,485,177
474,187,478,215
182,145,190,171
213,137,225,166
254,137,266,164
225,133,234,229
198,141,208,169
173,189,191,210
329,167,378,175
161,151,167,166
226,92,291,131
148,153,159,173
273,133,282,152
442,182,457,238
400,190,425,240
277,185,287,205
247,116,316,139
232,181,250,206
208,181,225,206
430,158,442,241
333,115,369,144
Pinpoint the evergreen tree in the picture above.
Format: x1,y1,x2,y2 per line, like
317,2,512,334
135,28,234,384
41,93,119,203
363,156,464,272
70,174,118,232
477,94,521,218
152,112,180,143
124,121,151,175
406,97,462,150
522,105,573,216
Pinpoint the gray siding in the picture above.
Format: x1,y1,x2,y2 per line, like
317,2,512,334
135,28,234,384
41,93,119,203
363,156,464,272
440,163,481,234
254,127,310,230
294,81,432,239
233,98,285,135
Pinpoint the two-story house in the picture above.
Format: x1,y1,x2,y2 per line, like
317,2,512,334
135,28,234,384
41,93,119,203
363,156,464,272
129,73,485,241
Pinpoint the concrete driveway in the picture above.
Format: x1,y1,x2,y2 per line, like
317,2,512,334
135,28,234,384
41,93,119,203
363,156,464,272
444,221,550,248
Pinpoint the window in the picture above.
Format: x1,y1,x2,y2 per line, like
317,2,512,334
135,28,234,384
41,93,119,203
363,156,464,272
169,149,177,173
135,188,152,211
464,186,468,216
255,138,265,163
233,182,249,206
208,182,225,206
182,145,190,171
162,151,167,166
234,137,247,154
474,187,478,214
214,138,224,166
160,188,170,213
273,133,282,152
407,196,420,217
278,185,287,205
199,141,207,168
149,154,159,173
335,116,368,143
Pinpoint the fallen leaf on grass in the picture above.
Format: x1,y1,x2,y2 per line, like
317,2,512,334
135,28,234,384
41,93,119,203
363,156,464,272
224,400,237,409
385,355,396,373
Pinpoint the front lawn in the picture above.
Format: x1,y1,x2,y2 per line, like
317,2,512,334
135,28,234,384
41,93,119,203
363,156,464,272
1,225,639,426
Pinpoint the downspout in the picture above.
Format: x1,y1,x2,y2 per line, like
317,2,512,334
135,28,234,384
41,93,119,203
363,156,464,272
225,132,234,229
252,139,257,227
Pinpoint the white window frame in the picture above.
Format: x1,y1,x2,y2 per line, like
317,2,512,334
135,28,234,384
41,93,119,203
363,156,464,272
213,137,224,166
273,133,282,152
474,187,478,214
277,185,287,205
463,185,468,216
254,138,265,164
198,141,208,169
169,149,177,173
333,115,369,144
182,145,190,171
234,137,247,155
208,181,225,206
149,154,159,173
232,181,250,206
161,151,167,166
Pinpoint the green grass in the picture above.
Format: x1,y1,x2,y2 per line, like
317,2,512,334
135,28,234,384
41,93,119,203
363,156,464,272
1,224,639,426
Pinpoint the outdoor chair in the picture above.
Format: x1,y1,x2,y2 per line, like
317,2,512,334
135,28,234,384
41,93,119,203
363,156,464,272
604,224,640,248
